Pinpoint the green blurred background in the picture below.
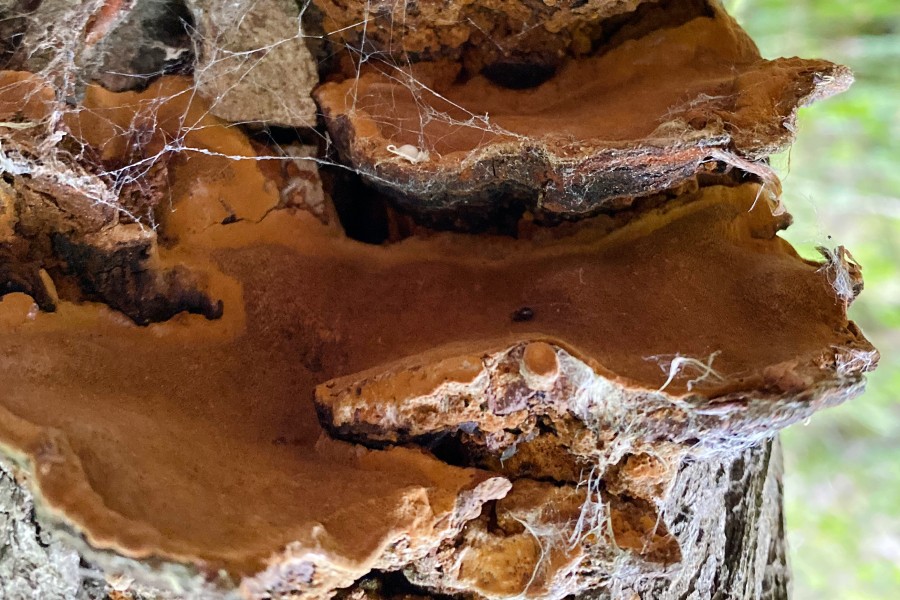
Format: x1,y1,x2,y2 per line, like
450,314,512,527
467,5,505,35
727,1,900,597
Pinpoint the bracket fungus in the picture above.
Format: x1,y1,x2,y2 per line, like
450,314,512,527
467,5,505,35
0,1,880,599
315,2,850,218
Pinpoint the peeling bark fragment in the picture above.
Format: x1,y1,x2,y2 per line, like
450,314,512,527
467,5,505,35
0,72,267,324
315,9,851,217
0,143,222,325
92,0,195,93
186,0,320,127
0,186,223,324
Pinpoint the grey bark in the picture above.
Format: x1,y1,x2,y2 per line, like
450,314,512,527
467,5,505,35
625,438,790,600
0,460,175,600
0,460,87,600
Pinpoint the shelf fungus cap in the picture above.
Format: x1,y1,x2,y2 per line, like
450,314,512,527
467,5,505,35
315,5,852,217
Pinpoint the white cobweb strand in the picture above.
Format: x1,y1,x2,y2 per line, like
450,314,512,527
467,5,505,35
706,149,784,215
817,245,861,307
0,136,141,224
650,351,726,394
4,0,487,225
568,464,608,550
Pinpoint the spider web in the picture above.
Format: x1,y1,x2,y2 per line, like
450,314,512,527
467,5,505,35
0,0,534,233
0,0,802,240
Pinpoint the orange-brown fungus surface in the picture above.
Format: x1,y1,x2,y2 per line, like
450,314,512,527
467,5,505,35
0,75,873,592
316,11,851,214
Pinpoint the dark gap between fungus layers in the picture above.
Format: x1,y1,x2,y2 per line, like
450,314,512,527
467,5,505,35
313,0,714,75
0,75,876,598
314,5,851,218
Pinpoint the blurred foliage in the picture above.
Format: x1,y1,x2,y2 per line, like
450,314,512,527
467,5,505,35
727,1,900,598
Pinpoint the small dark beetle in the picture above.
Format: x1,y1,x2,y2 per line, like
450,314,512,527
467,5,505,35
511,306,534,322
